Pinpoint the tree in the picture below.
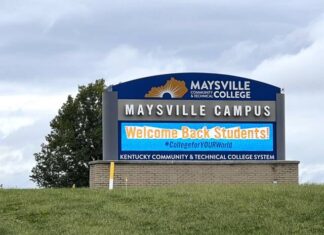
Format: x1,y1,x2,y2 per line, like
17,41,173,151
30,79,105,187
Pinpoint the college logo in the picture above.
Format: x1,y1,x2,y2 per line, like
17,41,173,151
145,77,188,98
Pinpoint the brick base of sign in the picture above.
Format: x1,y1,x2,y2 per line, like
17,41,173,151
89,160,299,188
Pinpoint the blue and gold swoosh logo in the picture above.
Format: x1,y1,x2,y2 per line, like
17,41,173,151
145,77,188,98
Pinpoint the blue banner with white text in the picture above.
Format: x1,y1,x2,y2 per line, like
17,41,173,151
121,122,274,152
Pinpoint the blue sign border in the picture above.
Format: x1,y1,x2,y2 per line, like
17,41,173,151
118,121,277,161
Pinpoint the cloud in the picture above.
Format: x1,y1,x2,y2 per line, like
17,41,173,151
0,0,89,27
242,16,324,182
0,116,35,138
0,88,70,138
0,87,72,188
2,0,323,86
97,45,187,85
209,28,311,73
0,146,29,175
0,145,36,188
0,117,56,188
300,164,324,183
249,16,324,92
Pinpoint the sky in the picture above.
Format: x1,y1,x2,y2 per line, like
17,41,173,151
1,0,324,187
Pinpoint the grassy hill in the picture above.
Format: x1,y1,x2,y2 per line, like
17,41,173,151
1,185,324,234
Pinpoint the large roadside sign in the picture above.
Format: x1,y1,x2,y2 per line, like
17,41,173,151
103,73,285,161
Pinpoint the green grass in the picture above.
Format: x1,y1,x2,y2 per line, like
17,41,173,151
0,185,324,234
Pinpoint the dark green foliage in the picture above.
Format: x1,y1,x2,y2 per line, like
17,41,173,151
30,80,105,187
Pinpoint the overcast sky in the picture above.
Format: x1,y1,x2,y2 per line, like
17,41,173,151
1,0,324,187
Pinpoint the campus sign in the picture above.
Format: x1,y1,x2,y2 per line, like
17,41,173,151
103,73,285,161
